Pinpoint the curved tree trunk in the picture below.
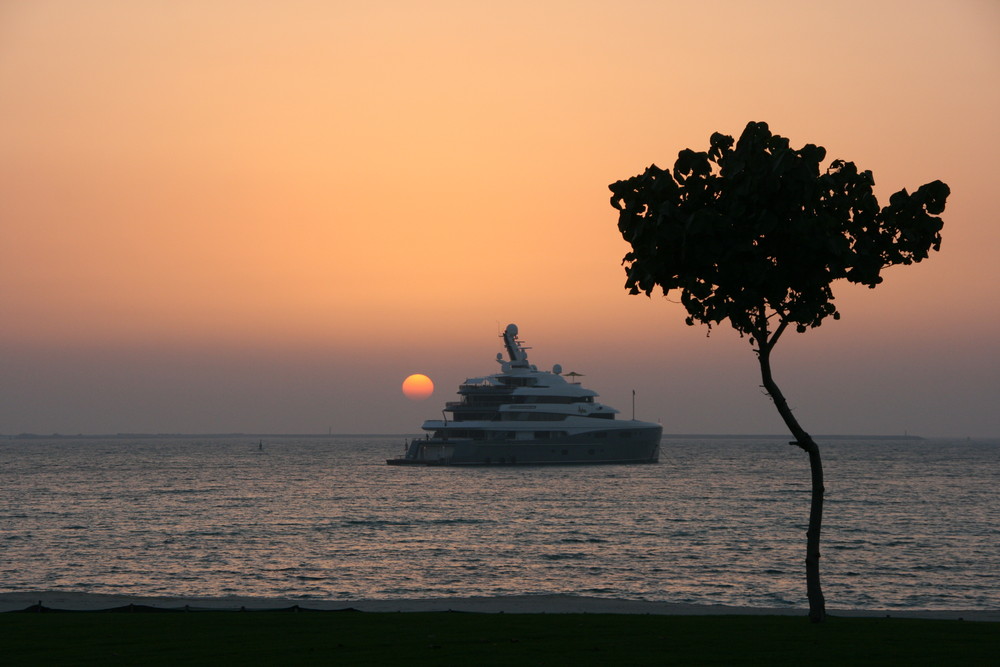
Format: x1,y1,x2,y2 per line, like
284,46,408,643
757,346,827,623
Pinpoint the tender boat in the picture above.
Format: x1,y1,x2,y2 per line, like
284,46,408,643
387,324,662,466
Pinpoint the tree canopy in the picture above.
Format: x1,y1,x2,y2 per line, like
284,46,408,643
610,121,949,344
609,121,950,623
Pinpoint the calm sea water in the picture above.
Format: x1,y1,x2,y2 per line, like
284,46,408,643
1,436,997,611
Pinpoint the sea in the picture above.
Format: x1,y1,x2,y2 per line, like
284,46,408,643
1,435,997,612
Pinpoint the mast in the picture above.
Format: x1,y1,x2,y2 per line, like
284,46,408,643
501,324,530,369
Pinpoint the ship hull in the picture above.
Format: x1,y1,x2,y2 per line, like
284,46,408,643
387,426,662,466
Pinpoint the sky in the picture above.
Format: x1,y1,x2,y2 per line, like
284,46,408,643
1,0,998,438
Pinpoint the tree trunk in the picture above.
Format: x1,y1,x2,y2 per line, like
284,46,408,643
757,346,827,623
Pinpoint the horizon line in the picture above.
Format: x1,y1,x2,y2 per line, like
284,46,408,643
0,432,940,441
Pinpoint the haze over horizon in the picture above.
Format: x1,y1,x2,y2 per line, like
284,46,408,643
2,1,998,438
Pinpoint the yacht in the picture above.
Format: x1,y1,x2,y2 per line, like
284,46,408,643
387,324,662,466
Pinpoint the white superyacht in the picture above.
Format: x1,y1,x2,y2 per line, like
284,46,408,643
387,324,662,466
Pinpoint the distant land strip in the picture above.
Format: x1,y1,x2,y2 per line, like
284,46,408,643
2,432,925,441
1,433,406,440
660,433,925,441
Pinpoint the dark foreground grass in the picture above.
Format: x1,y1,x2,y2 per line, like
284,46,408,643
2,611,996,666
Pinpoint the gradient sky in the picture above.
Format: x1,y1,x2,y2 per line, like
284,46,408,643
2,0,998,437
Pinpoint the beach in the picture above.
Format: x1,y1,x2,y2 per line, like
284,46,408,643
2,592,996,622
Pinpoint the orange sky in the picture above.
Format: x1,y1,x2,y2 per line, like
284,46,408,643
2,0,998,436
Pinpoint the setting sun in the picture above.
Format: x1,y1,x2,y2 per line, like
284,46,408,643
402,374,435,401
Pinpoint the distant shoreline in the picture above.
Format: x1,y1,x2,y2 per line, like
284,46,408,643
1,432,928,441
660,433,925,441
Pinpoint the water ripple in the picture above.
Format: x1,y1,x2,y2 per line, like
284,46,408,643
1,436,997,610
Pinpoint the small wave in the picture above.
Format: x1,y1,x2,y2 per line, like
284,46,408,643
150,488,205,495
341,517,490,528
559,537,608,544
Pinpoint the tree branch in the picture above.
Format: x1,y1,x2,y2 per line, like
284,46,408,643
767,317,791,353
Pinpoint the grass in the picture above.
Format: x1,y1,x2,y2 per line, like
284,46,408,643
2,610,997,666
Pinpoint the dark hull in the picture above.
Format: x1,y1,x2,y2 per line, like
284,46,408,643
387,428,662,466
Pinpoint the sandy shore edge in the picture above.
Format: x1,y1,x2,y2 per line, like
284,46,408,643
1,592,996,621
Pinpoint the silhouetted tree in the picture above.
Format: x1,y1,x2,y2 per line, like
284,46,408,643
609,122,949,622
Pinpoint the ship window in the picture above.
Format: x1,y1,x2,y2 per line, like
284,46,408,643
434,429,487,440
501,412,567,421
453,412,494,422
499,376,538,387
528,395,574,404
